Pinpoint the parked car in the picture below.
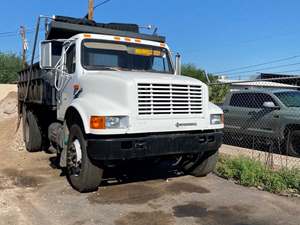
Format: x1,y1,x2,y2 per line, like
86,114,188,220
222,88,300,156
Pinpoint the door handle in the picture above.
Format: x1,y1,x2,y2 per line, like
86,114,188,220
273,114,279,118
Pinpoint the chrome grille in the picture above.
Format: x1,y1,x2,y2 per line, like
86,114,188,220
137,83,203,115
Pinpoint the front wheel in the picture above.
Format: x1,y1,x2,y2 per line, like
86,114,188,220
66,124,103,193
181,150,219,177
287,130,300,157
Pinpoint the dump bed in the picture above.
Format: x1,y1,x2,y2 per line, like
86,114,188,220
18,64,57,107
46,16,166,42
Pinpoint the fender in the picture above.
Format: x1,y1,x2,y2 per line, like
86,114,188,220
65,93,130,134
208,102,223,115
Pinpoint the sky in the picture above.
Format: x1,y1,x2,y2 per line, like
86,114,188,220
1,0,300,79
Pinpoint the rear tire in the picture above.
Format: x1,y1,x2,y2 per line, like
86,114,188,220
66,124,103,193
182,150,219,177
287,130,300,157
23,110,42,152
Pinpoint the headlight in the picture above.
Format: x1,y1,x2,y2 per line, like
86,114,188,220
90,116,129,129
210,114,224,125
106,116,129,129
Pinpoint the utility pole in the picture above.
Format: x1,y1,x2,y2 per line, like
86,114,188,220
88,0,94,20
20,26,28,69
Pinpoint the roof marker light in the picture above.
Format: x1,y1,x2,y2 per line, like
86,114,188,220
84,34,92,38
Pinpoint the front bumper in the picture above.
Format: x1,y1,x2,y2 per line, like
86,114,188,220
87,130,223,160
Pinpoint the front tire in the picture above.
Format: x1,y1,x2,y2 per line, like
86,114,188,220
182,150,219,177
66,124,103,193
288,130,300,157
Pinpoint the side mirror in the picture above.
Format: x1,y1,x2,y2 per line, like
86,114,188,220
40,40,63,69
175,53,181,75
40,41,54,69
263,101,279,109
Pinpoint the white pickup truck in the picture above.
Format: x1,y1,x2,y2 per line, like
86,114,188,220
18,16,223,192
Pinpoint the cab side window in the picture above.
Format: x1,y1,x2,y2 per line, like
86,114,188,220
66,44,76,74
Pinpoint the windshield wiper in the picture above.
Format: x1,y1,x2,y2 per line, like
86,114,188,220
85,65,121,71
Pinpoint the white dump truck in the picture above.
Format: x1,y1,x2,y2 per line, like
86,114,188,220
18,16,223,192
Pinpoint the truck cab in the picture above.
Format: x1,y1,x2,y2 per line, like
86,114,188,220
19,16,223,192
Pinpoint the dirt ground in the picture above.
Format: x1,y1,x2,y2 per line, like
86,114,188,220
0,91,300,225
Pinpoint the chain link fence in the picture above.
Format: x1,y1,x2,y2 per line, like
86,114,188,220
210,76,300,169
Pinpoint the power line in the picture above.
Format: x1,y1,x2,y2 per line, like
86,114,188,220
0,28,34,37
94,0,111,9
270,68,300,74
0,30,18,35
223,62,300,77
213,55,300,74
0,31,34,39
0,33,21,38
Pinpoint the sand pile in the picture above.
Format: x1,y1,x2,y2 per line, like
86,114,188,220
0,84,17,101
0,92,18,120
0,91,24,151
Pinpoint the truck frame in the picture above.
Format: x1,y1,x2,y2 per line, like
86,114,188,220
18,15,223,192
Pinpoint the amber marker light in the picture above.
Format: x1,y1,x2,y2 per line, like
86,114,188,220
90,116,106,129
84,34,92,38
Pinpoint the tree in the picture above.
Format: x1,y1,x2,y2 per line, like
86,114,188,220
181,64,229,104
0,52,23,84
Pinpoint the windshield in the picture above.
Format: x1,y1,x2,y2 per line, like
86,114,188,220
81,40,174,74
275,91,300,107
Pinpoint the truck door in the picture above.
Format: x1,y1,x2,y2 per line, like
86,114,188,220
57,43,77,120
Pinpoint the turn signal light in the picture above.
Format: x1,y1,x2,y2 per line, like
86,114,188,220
90,116,106,129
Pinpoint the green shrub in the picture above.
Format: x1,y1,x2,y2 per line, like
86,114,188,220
0,52,23,84
215,155,300,194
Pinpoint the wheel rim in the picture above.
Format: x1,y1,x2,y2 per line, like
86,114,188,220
290,133,300,155
67,139,83,176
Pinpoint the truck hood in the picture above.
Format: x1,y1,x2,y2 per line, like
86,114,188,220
79,70,208,115
83,70,205,85
281,108,300,117
74,70,213,134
